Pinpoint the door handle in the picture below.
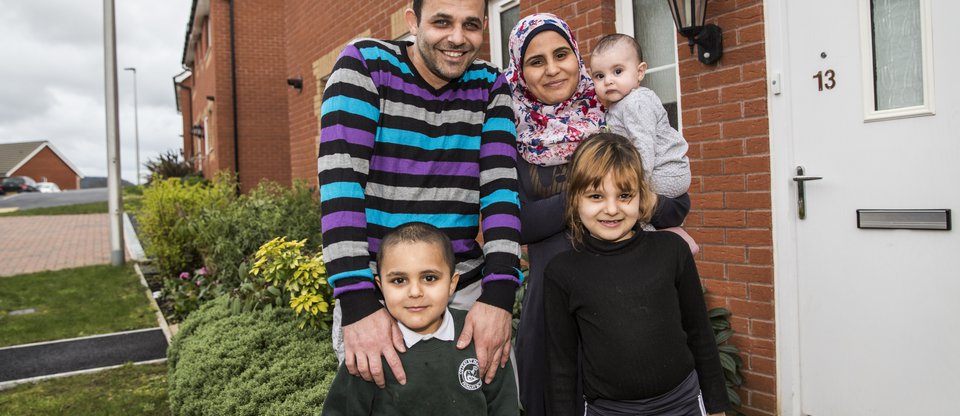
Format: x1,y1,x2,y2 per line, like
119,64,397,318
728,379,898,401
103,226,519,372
793,166,822,219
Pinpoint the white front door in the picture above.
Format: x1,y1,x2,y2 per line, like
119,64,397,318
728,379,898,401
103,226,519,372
767,0,960,415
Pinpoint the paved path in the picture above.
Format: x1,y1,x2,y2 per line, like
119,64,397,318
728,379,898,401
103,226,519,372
0,214,111,277
0,329,168,384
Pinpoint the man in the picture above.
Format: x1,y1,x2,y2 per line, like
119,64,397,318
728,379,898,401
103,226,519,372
318,0,521,390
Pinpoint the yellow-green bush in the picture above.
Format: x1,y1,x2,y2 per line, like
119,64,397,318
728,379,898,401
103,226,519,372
190,179,322,288
243,237,331,330
138,176,233,278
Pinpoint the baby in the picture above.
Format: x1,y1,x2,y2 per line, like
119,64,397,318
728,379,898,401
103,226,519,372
590,33,691,200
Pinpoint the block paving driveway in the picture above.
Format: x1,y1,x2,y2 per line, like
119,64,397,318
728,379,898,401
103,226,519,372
0,214,111,277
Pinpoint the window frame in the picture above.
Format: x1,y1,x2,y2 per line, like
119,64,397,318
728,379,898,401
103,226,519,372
615,0,684,131
858,0,935,122
203,115,211,155
487,0,520,69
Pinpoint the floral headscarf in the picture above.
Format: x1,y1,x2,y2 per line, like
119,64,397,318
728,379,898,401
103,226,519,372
504,13,605,167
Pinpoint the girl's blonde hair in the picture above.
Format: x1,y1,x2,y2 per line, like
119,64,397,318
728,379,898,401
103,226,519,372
564,132,658,244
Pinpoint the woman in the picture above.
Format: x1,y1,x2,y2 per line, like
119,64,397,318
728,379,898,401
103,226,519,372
504,13,693,416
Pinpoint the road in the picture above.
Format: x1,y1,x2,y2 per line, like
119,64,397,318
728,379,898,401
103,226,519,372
0,188,108,210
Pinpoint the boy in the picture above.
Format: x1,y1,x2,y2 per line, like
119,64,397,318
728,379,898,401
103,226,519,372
322,222,519,416
590,33,691,200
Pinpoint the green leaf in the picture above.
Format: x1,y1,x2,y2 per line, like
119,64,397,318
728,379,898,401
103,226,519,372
727,386,741,407
708,307,731,318
715,328,733,344
711,318,730,331
717,344,740,355
719,351,737,373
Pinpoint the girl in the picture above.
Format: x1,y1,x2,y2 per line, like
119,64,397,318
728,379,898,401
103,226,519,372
544,133,729,416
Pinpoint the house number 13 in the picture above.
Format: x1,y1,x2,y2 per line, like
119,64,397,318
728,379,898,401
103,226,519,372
813,69,836,91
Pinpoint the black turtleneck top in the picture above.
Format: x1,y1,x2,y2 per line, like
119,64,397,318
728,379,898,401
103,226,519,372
543,228,730,415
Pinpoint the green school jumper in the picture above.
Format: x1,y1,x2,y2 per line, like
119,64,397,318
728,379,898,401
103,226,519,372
321,309,519,416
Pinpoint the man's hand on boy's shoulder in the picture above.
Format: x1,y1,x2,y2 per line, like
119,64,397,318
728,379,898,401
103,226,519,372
457,301,512,384
342,308,407,388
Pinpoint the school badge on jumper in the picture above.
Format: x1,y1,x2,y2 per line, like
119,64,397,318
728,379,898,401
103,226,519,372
458,358,481,391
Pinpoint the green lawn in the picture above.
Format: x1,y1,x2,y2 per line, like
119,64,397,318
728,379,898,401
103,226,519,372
0,264,157,348
0,362,169,415
0,201,108,217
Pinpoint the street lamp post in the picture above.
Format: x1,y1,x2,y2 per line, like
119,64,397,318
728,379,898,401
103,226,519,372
123,67,141,185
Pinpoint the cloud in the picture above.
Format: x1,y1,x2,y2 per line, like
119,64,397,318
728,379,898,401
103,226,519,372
0,0,192,183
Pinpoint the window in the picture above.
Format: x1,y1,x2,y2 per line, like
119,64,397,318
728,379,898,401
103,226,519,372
859,0,934,120
487,0,520,69
203,116,211,155
205,17,211,50
616,0,682,130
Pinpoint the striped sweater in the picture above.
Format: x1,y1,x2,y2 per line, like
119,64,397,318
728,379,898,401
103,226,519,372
318,39,522,325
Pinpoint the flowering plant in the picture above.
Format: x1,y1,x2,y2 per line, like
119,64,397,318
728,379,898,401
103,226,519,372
164,266,221,321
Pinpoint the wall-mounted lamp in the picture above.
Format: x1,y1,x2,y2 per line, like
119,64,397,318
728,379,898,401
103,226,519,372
191,124,204,138
667,0,723,65
286,76,303,92
206,95,215,102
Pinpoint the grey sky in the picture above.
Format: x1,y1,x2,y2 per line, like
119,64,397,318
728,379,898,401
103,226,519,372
0,0,192,183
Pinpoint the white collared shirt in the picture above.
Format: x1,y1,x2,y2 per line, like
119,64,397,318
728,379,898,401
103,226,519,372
397,308,455,348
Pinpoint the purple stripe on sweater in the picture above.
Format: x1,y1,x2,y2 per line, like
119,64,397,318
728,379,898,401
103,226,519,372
481,214,521,232
321,211,367,233
451,239,479,254
339,44,363,61
491,75,506,91
368,238,381,254
371,70,486,102
320,125,376,147
480,142,517,159
482,273,520,284
371,156,479,177
333,281,376,298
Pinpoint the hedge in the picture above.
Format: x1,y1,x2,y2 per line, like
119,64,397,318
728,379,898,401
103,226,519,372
167,297,339,415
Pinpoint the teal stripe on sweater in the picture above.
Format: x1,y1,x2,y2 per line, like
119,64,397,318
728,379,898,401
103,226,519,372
321,96,379,121
376,127,480,150
320,182,365,202
359,46,413,75
366,209,479,229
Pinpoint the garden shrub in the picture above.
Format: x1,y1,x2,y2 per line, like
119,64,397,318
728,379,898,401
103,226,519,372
144,148,201,184
167,296,338,415
241,237,331,330
190,179,322,289
138,176,233,278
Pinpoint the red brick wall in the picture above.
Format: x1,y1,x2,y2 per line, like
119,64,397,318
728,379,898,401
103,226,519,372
233,0,291,191
677,1,775,414
180,0,292,192
12,147,80,190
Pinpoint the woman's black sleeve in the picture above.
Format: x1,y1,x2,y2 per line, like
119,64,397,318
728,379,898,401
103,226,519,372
649,192,691,229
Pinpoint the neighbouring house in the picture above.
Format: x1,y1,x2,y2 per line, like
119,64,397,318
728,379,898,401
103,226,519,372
0,140,82,190
174,1,959,414
173,0,292,193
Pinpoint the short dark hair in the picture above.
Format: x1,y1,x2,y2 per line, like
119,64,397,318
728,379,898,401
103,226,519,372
412,0,489,23
377,222,456,275
593,33,644,62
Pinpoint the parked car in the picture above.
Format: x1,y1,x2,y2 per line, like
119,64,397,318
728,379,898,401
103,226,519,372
1,176,39,193
36,182,62,193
